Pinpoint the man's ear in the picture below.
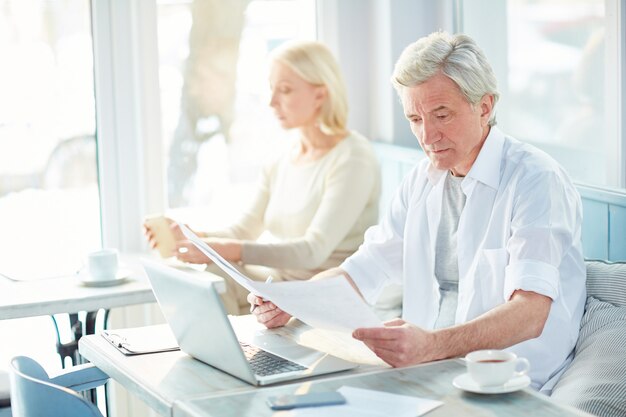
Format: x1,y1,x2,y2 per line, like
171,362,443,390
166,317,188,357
479,94,494,125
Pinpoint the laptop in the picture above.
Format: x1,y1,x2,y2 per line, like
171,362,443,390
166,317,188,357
142,259,358,386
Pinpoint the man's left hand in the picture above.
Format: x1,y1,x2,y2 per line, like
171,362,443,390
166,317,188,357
352,319,438,367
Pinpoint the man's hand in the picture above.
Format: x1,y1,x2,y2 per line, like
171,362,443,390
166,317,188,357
247,293,291,328
353,290,552,368
352,319,439,367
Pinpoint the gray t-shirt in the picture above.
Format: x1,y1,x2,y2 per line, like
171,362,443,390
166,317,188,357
433,173,465,329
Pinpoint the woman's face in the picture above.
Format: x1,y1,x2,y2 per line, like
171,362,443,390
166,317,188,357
269,61,326,130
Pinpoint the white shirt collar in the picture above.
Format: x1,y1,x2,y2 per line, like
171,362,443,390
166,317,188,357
426,126,504,190
465,126,504,190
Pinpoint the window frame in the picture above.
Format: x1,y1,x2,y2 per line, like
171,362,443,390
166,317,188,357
91,0,165,251
454,0,626,188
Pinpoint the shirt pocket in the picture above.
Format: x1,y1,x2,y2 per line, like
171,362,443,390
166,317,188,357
477,248,509,311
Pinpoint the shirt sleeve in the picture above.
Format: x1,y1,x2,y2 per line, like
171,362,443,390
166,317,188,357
241,148,379,270
504,169,583,301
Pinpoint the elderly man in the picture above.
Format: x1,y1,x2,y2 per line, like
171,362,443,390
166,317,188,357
249,32,586,393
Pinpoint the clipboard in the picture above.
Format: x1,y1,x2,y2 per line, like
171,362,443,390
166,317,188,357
101,324,180,356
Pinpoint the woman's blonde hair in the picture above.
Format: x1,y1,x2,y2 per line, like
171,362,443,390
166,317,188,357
270,40,348,135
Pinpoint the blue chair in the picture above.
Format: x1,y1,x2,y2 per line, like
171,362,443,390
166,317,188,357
9,356,108,417
0,370,11,417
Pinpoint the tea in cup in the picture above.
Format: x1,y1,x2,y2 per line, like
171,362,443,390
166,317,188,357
465,350,530,387
86,249,119,281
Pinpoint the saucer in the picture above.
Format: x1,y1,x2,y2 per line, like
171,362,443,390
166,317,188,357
453,373,531,394
79,269,131,287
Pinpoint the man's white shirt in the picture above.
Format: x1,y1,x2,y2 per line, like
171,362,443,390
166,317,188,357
342,127,586,391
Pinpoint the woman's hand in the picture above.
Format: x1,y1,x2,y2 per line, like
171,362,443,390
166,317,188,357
168,221,190,241
174,240,210,264
174,237,242,264
144,217,208,258
143,216,177,250
203,237,242,262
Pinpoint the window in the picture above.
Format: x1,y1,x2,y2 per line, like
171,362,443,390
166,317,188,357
0,0,101,372
461,0,618,187
0,0,101,279
156,0,316,226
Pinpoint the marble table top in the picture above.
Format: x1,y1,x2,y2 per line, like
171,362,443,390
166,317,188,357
174,359,595,417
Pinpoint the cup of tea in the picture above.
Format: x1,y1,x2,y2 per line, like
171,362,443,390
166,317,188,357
465,350,530,387
86,249,119,281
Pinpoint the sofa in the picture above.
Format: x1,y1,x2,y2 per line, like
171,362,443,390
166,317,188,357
550,260,626,417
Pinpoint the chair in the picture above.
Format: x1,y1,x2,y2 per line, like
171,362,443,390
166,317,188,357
9,356,108,417
0,370,11,417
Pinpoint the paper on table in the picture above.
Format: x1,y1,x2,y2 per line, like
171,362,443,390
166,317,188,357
101,324,179,355
179,223,383,332
286,386,443,417
297,327,388,366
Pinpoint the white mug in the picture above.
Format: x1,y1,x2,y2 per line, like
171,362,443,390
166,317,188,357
465,350,530,387
86,249,119,281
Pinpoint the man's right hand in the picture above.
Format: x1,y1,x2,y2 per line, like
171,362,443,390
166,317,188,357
247,293,291,328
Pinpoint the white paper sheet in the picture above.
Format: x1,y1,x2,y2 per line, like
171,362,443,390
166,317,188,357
253,277,383,332
180,223,257,291
285,386,443,417
180,224,383,332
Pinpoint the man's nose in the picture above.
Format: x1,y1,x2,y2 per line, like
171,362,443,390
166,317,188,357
420,120,438,145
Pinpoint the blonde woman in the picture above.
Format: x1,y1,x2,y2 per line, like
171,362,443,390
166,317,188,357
146,41,381,314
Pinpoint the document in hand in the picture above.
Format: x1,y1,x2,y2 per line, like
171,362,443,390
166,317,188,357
179,224,383,332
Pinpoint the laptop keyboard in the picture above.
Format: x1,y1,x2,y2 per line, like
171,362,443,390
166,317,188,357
240,342,307,377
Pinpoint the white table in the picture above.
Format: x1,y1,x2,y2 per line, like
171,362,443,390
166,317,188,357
1,254,225,366
79,319,593,417
0,254,225,320
78,317,387,417
174,360,594,417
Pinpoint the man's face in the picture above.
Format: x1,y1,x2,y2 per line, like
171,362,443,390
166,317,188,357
401,72,493,176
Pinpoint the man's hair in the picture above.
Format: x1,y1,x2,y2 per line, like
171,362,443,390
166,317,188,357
271,40,348,135
392,32,499,126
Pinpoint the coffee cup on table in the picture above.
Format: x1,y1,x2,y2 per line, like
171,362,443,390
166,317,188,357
86,249,119,281
465,350,530,387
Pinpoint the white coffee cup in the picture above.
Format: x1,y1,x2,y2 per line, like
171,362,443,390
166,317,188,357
86,249,119,281
465,350,530,387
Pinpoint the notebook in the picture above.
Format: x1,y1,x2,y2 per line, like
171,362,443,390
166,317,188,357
142,259,358,386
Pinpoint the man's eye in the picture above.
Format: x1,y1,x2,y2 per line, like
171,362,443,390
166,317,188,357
436,114,449,120
410,118,422,124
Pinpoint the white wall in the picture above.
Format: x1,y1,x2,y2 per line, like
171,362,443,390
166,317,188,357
317,0,456,147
